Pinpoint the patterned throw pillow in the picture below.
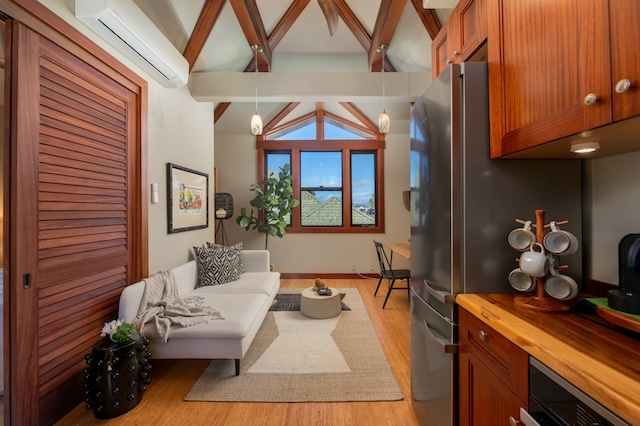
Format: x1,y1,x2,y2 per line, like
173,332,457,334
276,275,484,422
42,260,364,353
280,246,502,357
194,242,244,287
206,241,244,275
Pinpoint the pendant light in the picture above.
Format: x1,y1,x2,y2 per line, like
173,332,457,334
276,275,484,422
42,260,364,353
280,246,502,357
250,44,263,135
377,44,390,134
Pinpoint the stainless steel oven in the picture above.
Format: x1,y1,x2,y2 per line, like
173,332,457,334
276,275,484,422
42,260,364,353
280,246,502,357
522,357,629,426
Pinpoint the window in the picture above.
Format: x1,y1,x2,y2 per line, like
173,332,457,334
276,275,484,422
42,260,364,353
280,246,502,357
257,103,385,233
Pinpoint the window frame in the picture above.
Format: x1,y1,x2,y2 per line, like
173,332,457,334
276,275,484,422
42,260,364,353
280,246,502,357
256,105,386,233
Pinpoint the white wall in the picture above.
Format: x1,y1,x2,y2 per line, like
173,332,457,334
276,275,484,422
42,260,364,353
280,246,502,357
585,150,640,285
214,131,411,274
42,0,215,274
146,84,214,273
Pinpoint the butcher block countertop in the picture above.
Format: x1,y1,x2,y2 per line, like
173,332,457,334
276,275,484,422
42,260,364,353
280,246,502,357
456,293,640,424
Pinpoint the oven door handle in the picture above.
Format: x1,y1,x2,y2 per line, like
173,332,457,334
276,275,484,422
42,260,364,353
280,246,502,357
423,320,458,354
517,408,541,426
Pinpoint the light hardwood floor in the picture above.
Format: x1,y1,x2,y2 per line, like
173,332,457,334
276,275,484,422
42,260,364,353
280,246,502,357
57,278,419,425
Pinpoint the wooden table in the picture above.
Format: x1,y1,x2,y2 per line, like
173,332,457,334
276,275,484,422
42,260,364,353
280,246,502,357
383,242,411,260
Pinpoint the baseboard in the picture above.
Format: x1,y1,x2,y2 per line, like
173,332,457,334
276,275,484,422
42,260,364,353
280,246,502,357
280,273,379,279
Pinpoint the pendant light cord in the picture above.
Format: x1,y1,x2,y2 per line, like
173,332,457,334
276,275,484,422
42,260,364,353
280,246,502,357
254,46,259,113
381,48,386,111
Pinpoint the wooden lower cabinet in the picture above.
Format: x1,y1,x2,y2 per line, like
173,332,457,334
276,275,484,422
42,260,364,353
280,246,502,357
458,307,528,425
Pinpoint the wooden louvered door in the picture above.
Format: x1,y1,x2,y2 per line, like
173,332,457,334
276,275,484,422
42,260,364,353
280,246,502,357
10,22,145,425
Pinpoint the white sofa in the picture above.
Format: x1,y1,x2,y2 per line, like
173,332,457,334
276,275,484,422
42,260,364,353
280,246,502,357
118,250,280,375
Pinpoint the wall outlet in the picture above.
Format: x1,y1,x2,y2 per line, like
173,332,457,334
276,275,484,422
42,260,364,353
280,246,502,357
369,263,375,271
350,263,356,271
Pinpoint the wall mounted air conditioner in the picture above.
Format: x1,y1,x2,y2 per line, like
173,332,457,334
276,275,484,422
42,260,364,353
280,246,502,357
75,0,189,88
422,0,458,8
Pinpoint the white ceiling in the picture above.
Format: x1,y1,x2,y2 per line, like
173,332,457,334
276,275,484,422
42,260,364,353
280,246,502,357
131,0,454,134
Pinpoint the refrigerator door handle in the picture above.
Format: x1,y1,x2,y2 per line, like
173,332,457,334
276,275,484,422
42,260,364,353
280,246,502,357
423,320,458,354
423,279,456,304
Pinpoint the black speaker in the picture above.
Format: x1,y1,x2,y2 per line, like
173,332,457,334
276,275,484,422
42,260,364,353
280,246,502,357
608,233,640,314
214,193,234,220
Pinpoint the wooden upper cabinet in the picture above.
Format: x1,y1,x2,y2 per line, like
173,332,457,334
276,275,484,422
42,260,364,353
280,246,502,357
610,1,640,121
489,0,640,158
431,0,487,79
431,17,451,80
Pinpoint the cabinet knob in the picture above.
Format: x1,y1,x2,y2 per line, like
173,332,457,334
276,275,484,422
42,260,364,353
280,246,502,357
508,416,522,426
445,59,452,66
615,78,631,94
478,330,488,341
452,50,460,58
584,93,598,106
583,93,598,106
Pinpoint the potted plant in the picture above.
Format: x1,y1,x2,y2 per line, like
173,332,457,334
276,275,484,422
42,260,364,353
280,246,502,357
236,163,299,250
84,319,152,419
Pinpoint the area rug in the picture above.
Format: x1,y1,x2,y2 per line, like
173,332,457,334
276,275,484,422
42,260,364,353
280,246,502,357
184,287,403,402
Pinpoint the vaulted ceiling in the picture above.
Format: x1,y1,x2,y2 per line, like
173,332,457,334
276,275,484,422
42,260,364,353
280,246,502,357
134,0,454,134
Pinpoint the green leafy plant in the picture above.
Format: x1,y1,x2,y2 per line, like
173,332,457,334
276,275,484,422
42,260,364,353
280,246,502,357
236,163,300,250
100,319,136,344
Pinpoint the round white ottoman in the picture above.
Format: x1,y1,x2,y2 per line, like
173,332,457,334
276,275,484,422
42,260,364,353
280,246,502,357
300,287,341,319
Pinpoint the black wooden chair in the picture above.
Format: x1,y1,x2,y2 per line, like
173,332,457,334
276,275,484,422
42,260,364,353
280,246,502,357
373,240,411,309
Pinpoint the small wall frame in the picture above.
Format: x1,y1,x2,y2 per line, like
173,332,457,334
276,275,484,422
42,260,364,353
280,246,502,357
166,163,209,233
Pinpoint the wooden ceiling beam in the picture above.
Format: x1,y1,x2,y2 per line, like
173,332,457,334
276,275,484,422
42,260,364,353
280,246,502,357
409,0,441,39
339,102,378,132
264,102,301,133
221,1,310,122
369,0,405,71
333,0,371,51
230,0,271,71
183,0,226,72
268,0,311,50
214,102,231,124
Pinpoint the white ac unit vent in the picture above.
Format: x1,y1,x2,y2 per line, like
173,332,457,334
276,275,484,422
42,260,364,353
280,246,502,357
75,0,189,88
422,0,459,8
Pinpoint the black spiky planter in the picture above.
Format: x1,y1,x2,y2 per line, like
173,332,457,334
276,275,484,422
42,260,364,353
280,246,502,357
83,334,152,419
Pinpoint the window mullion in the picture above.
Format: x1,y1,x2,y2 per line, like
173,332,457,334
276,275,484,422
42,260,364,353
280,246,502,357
291,148,301,229
343,148,351,229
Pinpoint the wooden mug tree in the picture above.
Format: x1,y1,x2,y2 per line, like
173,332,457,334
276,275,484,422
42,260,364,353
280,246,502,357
514,209,571,313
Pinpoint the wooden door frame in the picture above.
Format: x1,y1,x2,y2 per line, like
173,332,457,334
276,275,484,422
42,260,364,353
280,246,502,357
0,0,149,424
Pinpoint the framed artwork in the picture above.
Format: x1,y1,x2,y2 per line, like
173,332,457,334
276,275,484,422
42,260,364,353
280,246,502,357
167,163,209,233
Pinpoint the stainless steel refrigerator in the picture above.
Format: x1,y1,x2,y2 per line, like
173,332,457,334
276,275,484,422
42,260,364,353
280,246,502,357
409,63,583,425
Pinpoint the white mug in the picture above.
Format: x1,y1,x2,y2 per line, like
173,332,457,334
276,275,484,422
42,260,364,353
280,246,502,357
508,268,536,292
519,243,549,277
508,220,536,251
545,274,579,301
543,221,579,256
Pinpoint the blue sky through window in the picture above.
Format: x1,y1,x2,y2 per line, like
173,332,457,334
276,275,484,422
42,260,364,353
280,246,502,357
351,153,375,207
275,122,316,140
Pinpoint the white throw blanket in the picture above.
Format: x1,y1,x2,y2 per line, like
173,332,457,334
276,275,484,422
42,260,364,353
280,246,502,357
133,270,224,342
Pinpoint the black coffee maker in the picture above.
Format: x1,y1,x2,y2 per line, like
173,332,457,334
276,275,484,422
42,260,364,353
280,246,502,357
608,233,640,314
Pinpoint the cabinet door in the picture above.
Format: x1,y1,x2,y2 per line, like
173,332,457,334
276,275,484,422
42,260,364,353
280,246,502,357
488,0,612,157
431,0,486,80
610,1,640,121
459,349,527,426
457,0,486,61
431,20,452,80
